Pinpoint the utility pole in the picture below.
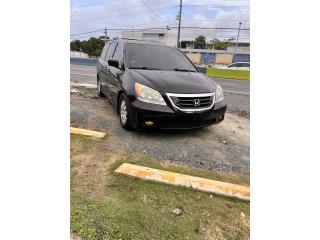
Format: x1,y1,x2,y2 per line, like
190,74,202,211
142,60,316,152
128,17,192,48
166,25,171,45
177,0,182,48
214,25,217,40
234,22,242,55
104,27,107,44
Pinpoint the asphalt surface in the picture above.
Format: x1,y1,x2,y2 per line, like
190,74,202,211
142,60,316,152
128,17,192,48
70,63,250,116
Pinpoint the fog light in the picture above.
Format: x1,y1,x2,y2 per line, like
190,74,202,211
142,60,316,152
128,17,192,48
144,121,154,126
218,115,223,120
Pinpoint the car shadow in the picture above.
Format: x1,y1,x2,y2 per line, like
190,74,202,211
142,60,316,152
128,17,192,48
129,126,214,139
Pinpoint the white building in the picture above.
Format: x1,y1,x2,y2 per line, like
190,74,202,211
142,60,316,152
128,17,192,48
121,29,177,47
70,51,89,58
226,41,250,54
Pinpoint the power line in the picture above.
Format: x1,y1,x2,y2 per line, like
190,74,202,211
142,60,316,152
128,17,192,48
71,26,250,36
71,27,172,36
182,19,249,22
140,0,169,23
70,29,104,36
71,0,176,8
92,20,249,31
183,4,249,8
171,26,250,30
71,4,177,22
91,22,175,31
71,0,175,17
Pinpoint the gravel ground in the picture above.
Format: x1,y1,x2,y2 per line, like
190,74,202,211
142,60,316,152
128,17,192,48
223,92,250,118
70,86,250,175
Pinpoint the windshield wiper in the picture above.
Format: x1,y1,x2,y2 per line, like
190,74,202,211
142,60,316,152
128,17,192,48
171,68,196,72
131,66,161,70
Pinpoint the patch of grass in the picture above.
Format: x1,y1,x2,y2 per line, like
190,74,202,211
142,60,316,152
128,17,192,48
206,68,250,80
70,134,102,155
71,136,250,240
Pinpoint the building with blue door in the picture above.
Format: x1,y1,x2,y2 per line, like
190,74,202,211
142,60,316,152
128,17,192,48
233,54,250,63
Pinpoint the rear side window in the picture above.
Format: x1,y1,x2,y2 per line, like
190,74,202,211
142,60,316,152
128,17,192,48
100,44,109,59
106,42,116,60
112,43,123,60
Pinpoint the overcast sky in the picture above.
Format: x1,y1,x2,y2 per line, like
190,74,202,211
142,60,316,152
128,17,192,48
71,0,250,42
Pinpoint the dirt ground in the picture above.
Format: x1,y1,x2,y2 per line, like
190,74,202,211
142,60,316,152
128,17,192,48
70,134,250,240
70,86,250,175
70,85,250,239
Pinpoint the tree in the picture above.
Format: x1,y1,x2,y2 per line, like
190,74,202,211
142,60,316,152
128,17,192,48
70,40,81,51
194,35,206,49
82,37,105,57
70,37,105,57
209,38,235,50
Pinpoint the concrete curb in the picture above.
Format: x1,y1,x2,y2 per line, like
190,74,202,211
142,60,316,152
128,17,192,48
70,127,106,138
115,163,250,201
71,82,96,89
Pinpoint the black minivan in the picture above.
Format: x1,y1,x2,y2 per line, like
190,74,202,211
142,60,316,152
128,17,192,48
97,39,227,130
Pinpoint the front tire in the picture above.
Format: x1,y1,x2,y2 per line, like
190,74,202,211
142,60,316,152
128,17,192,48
119,94,133,131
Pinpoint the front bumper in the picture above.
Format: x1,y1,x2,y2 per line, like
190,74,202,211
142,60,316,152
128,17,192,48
130,99,227,130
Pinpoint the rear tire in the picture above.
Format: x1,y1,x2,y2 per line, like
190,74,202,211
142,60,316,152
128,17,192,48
119,94,133,131
97,78,104,97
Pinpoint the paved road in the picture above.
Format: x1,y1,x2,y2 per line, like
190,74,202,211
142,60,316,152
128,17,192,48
71,63,250,115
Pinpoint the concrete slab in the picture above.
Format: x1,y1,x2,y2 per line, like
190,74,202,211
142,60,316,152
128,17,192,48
70,127,106,138
115,163,250,200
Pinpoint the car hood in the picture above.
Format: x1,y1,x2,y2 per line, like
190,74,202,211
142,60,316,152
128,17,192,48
128,69,216,94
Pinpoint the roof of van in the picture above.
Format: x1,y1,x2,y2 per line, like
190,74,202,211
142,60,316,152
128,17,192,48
110,38,172,47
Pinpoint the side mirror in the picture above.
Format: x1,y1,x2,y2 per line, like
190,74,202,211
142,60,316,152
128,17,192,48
108,59,119,69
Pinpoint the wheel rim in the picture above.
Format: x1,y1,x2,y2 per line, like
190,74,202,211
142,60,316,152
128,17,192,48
120,99,127,125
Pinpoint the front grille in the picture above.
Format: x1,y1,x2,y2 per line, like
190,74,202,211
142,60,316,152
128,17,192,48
170,96,213,108
166,93,215,112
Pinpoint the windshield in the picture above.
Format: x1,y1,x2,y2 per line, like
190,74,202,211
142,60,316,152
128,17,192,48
126,43,197,72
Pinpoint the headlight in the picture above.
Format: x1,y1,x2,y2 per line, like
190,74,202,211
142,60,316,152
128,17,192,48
135,82,166,105
215,84,224,103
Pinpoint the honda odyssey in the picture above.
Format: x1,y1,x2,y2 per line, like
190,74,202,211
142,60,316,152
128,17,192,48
97,39,227,130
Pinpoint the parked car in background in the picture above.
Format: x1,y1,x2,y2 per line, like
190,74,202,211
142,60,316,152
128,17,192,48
97,39,227,130
212,62,250,71
227,62,250,70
